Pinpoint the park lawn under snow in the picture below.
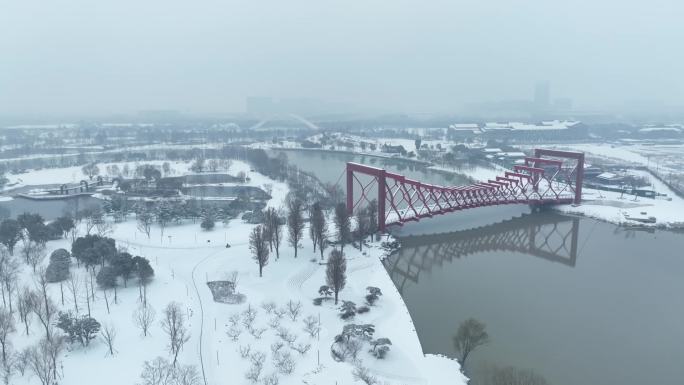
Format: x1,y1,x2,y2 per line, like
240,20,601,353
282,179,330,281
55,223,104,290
9,166,466,385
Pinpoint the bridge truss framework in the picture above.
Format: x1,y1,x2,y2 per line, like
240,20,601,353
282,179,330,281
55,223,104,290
346,149,584,231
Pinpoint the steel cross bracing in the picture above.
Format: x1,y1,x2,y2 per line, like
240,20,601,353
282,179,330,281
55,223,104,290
346,149,584,231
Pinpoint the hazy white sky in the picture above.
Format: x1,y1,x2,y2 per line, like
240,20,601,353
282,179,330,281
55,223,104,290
1,0,682,115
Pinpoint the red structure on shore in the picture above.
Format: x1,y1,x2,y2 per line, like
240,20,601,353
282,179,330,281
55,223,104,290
346,149,584,231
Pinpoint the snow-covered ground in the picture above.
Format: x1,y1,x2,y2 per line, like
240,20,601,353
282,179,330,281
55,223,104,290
8,163,466,385
555,170,684,228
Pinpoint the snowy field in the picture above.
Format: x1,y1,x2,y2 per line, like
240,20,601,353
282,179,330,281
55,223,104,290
6,164,466,385
532,142,684,173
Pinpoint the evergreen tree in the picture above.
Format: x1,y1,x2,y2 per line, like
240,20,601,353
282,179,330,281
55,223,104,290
287,198,305,258
334,203,351,251
311,202,328,260
0,219,22,255
326,249,347,305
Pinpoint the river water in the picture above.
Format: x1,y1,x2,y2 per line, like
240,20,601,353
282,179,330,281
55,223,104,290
278,149,684,385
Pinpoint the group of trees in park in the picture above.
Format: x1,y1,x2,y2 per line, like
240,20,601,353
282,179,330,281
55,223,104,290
71,234,154,310
0,214,76,256
84,161,182,182
0,208,161,385
0,214,80,384
248,193,378,280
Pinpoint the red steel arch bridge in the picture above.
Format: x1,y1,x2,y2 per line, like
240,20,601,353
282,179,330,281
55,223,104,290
346,149,584,231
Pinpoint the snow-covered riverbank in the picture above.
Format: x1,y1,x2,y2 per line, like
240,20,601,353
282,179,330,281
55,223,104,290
9,160,466,385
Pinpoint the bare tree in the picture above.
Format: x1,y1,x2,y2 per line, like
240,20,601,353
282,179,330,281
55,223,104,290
174,364,201,385
286,300,302,322
100,324,117,356
82,207,102,236
326,249,347,305
161,302,190,366
302,315,320,338
66,273,80,314
139,357,201,385
0,309,15,367
81,163,100,180
14,348,30,376
28,337,64,385
16,287,35,335
249,225,269,278
95,217,113,237
264,208,283,259
23,243,46,273
32,269,57,341
133,304,156,337
136,209,154,239
0,251,20,312
286,198,305,258
27,339,54,385
334,203,351,252
139,357,173,385
453,318,489,367
310,202,328,260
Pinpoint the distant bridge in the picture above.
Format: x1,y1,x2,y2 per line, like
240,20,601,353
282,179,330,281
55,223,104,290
346,149,584,231
383,213,580,294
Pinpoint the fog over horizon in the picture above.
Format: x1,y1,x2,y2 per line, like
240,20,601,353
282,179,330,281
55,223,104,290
1,0,683,117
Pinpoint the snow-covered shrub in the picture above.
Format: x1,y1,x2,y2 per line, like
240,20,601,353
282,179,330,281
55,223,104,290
331,324,376,362
369,338,392,359
273,307,287,319
229,313,241,328
276,327,296,345
239,345,252,359
242,304,258,330
227,327,241,342
267,316,281,329
352,363,377,385
249,327,267,339
270,342,284,356
302,315,320,338
262,373,279,385
261,301,277,314
357,306,370,314
286,300,302,321
201,217,215,231
339,301,357,320
245,363,263,383
365,286,383,306
273,351,295,374
291,342,311,355
56,312,101,347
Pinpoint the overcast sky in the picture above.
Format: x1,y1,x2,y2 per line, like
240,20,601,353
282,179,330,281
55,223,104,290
1,0,682,116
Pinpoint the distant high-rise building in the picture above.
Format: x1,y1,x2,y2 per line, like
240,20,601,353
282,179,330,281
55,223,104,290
534,81,550,110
